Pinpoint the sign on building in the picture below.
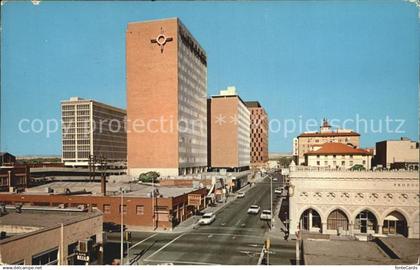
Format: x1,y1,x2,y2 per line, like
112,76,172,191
188,194,202,207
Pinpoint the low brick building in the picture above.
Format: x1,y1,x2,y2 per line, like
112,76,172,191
0,166,30,192
0,181,207,231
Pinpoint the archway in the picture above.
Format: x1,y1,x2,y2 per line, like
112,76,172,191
300,208,322,232
327,209,349,231
355,210,378,234
383,211,408,237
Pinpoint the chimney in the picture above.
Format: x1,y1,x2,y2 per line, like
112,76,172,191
101,174,107,196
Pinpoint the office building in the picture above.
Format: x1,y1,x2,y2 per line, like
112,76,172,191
374,138,419,170
126,18,207,177
61,97,127,167
304,142,372,170
295,119,360,165
245,101,269,169
208,87,250,171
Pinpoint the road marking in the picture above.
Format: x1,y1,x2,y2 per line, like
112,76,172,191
144,259,219,265
144,233,185,260
129,233,158,250
188,232,262,239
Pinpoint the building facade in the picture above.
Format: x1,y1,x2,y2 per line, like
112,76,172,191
0,166,29,192
295,119,360,165
374,138,419,170
304,142,372,170
208,87,251,171
61,97,127,167
0,152,16,166
126,18,207,177
0,207,103,265
288,166,420,239
245,101,269,169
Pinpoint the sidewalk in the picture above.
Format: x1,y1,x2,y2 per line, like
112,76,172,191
173,177,264,233
265,193,288,240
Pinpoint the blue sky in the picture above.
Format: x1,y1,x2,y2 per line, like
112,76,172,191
1,0,419,155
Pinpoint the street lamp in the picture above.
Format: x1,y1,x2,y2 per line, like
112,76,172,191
120,187,125,264
270,176,273,230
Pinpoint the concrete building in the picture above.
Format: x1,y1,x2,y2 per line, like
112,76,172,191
208,87,251,171
0,181,207,231
295,119,360,165
304,142,372,170
126,18,208,177
0,207,103,265
374,138,419,170
288,165,420,239
245,101,269,170
61,97,127,167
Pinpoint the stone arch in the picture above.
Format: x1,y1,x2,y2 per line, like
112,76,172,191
326,207,351,231
298,205,326,223
325,206,352,223
298,206,324,232
382,208,411,224
382,210,409,237
352,207,381,234
411,210,420,238
351,206,382,225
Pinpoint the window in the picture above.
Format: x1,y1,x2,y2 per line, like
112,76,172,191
363,160,366,165
119,205,127,214
103,204,111,214
136,205,144,215
32,248,58,265
341,161,345,166
324,161,328,166
349,160,354,166
316,161,320,165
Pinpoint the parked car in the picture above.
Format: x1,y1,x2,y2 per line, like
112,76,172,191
198,212,216,225
272,178,278,181
274,188,283,194
260,210,272,220
237,192,245,198
247,205,261,214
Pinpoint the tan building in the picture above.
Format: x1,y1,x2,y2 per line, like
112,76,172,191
295,119,360,165
126,18,207,177
374,138,419,170
245,101,269,169
208,87,250,171
0,207,103,265
61,97,127,167
304,142,372,170
288,165,420,239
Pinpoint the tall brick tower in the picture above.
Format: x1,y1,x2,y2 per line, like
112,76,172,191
126,18,208,177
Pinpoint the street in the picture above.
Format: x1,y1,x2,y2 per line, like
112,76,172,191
105,175,295,265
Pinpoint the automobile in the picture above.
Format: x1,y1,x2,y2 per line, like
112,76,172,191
260,210,272,220
237,192,245,198
198,212,216,225
247,205,261,214
272,178,278,181
274,188,283,194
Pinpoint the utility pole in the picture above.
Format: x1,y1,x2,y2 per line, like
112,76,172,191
152,177,155,230
270,176,273,230
120,187,124,264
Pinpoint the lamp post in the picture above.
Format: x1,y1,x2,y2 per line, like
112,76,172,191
120,187,125,264
270,176,273,230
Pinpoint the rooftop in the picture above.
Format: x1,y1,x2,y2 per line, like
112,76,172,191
20,181,200,198
305,142,371,155
298,131,360,138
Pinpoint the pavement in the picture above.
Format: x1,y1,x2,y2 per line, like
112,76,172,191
105,174,297,265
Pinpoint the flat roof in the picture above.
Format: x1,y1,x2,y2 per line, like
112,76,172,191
22,181,200,198
0,208,102,244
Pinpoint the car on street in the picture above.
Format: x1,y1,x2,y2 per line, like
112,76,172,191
247,205,261,214
103,222,126,233
198,212,216,225
237,192,245,198
260,210,272,220
274,188,283,194
272,178,278,181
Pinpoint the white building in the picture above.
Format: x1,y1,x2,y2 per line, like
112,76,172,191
288,165,420,239
304,142,372,170
61,97,127,167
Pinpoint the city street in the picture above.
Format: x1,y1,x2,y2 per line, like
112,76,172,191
105,176,295,265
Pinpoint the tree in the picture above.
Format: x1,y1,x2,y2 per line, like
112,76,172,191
278,157,293,168
350,164,366,171
138,171,160,183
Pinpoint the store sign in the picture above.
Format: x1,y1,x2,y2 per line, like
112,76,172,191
76,253,90,262
188,194,202,207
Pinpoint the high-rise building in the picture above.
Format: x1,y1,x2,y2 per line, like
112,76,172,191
126,18,207,177
244,101,269,169
208,87,250,171
374,137,419,170
295,119,360,165
61,97,126,167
